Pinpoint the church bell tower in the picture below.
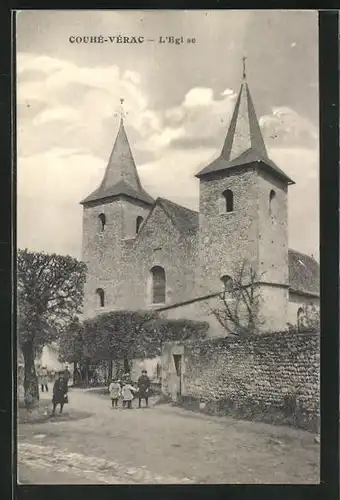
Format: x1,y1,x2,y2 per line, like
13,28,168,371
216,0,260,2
196,60,295,332
80,99,154,318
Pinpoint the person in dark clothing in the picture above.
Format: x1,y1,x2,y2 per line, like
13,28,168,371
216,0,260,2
52,372,68,415
137,369,151,408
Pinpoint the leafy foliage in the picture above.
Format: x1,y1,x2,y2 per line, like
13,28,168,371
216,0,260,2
58,310,209,368
58,317,85,363
17,248,86,392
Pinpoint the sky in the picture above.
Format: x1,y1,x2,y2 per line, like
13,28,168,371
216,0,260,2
16,10,319,260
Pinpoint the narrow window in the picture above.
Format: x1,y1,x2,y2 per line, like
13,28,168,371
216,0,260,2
136,216,144,234
96,288,105,308
223,189,233,212
269,190,276,216
98,213,106,232
151,266,166,304
297,307,304,331
221,275,233,293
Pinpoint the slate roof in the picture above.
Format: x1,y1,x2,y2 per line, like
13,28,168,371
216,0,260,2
81,180,154,206
196,80,294,185
196,148,294,185
157,198,199,234
81,118,154,206
288,249,320,296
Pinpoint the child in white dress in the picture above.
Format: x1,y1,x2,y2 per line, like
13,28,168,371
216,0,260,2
109,378,121,408
121,379,135,409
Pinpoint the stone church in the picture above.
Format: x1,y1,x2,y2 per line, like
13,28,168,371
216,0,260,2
80,73,319,336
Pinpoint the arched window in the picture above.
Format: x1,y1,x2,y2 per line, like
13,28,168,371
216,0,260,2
297,307,304,331
221,275,233,293
96,288,105,308
269,190,276,216
223,189,234,213
151,266,166,304
98,213,106,232
136,216,144,234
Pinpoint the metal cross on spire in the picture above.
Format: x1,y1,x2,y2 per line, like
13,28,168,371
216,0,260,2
114,97,128,122
242,56,247,81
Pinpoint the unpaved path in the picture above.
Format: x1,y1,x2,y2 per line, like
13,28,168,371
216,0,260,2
18,388,319,484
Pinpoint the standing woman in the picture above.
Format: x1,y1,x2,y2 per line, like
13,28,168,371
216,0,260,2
52,371,68,415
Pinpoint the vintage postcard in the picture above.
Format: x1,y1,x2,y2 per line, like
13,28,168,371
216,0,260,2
16,10,319,484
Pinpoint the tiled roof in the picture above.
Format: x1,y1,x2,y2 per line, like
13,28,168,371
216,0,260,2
196,148,294,184
81,119,154,206
81,180,154,206
157,198,199,234
288,249,319,296
221,81,268,161
196,80,294,185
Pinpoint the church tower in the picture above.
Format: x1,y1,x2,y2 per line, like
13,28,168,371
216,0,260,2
196,62,295,332
80,101,154,318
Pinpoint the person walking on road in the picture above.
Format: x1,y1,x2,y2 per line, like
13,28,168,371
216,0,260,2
109,377,121,408
52,371,68,415
137,369,151,408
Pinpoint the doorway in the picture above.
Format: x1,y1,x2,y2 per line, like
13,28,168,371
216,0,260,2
173,354,182,396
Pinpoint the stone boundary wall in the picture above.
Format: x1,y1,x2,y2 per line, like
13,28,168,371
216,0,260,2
162,331,319,432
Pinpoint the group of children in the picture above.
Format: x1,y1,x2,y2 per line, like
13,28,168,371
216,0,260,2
108,369,151,409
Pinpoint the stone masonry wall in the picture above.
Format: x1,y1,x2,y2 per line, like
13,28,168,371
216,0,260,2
162,331,319,431
121,204,198,309
198,168,259,296
288,292,319,328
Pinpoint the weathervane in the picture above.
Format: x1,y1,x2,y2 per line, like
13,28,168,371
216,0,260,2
114,97,128,121
242,56,247,81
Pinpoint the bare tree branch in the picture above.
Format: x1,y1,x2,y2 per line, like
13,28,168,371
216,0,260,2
209,260,264,338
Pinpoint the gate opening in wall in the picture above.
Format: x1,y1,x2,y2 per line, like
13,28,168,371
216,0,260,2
173,354,182,396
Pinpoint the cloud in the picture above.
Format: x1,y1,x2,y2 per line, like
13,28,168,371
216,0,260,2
259,106,318,147
17,148,106,204
33,105,81,126
269,146,319,259
17,53,159,158
17,148,106,258
150,87,237,152
17,52,319,260
183,87,214,107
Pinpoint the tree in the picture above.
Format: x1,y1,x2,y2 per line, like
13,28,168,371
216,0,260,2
209,260,264,338
59,310,209,385
142,318,209,357
84,310,159,375
17,249,86,398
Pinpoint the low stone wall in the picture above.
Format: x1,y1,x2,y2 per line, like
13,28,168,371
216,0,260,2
162,331,319,432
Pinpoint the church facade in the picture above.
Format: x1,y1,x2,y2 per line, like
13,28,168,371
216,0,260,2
80,74,319,336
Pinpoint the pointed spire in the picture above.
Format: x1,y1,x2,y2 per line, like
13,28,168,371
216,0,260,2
81,100,154,206
196,61,294,184
221,59,267,162
100,116,142,193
